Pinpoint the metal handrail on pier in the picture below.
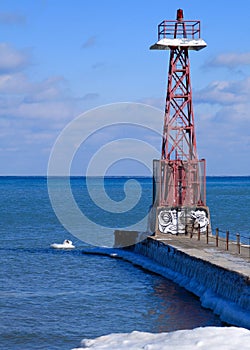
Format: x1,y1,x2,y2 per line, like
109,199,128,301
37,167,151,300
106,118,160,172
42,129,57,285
189,226,250,260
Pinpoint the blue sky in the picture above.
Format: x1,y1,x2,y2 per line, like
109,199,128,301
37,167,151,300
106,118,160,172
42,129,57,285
0,0,250,175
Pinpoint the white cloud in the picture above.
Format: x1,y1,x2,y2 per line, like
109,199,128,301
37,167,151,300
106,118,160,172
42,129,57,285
0,73,32,94
195,76,250,105
0,43,86,175
207,52,250,68
0,71,79,124
0,43,30,73
194,54,250,169
16,100,76,121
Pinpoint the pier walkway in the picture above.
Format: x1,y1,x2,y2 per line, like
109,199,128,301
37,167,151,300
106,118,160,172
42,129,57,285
153,233,250,279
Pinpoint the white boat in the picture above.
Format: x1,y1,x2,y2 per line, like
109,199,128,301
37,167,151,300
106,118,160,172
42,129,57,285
50,239,75,249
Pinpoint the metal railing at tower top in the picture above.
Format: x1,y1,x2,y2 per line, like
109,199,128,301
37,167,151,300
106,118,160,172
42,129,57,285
158,20,201,40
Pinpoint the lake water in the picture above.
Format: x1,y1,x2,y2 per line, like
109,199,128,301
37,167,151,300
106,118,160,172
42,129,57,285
1,176,249,349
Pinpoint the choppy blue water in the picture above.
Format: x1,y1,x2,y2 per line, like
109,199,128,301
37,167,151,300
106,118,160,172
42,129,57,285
0,176,249,349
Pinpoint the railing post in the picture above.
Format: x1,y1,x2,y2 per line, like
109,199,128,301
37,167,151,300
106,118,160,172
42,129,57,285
216,228,219,247
190,223,194,239
206,225,209,244
236,233,240,254
249,237,250,259
226,231,229,251
198,224,200,241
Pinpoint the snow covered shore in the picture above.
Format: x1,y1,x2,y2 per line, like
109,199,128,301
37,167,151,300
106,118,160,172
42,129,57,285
73,327,250,350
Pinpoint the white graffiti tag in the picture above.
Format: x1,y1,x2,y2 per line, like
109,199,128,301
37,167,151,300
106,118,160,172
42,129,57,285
158,208,209,235
191,210,209,232
158,209,186,234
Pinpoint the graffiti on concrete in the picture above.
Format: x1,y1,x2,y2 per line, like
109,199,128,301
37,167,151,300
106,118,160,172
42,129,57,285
158,208,209,234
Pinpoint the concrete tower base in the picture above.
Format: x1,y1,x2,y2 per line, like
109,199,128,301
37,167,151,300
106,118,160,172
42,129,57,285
151,205,211,237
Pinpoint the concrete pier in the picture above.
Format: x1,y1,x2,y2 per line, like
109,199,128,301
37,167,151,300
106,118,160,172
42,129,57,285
114,231,250,328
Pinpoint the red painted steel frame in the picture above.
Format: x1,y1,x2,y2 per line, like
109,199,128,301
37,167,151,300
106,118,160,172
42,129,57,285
159,10,206,207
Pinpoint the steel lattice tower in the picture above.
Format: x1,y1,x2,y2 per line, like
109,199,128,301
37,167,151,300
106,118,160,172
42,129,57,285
150,9,210,236
151,9,207,208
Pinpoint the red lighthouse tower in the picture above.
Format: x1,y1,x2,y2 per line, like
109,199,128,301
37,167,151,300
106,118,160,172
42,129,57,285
150,9,210,235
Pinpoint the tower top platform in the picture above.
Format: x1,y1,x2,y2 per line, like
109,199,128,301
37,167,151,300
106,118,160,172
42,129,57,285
150,37,207,51
150,9,207,51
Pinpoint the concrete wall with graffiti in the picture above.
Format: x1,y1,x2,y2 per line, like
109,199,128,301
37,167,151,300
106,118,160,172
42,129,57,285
157,207,209,235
